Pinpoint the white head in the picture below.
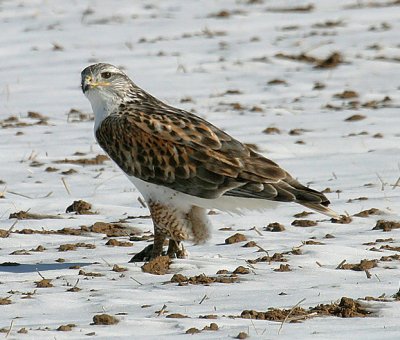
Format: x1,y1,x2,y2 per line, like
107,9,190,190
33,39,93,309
81,63,132,129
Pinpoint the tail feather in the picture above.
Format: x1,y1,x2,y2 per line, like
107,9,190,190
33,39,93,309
224,175,339,218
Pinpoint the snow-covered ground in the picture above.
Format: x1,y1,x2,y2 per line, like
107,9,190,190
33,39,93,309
1,0,399,338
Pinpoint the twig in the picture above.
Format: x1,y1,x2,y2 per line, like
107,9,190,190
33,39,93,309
5,319,13,338
5,220,18,237
130,276,143,285
278,298,306,335
137,196,147,208
156,304,167,316
199,294,208,305
336,259,346,269
101,257,111,267
376,172,386,191
315,261,322,267
250,226,263,236
37,271,45,280
392,176,400,190
365,270,371,279
61,177,71,195
7,190,32,199
73,279,80,288
254,243,270,257
250,317,259,335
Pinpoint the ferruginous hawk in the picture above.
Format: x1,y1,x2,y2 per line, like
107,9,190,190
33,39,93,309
81,63,338,260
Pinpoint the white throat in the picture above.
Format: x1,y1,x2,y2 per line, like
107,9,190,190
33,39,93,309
85,90,121,131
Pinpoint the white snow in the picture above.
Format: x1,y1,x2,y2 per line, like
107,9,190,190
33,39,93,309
0,0,399,339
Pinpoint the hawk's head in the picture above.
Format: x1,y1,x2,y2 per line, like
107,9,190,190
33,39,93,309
81,63,135,129
81,63,130,97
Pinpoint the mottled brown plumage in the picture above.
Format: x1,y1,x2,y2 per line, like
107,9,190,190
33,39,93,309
81,63,338,260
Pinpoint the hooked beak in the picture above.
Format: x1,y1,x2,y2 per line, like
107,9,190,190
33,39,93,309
81,75,110,93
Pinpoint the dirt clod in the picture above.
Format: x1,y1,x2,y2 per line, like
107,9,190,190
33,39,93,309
340,259,378,271
225,233,247,244
0,297,11,305
293,211,314,218
112,264,128,272
166,313,188,318
141,256,170,275
203,322,219,331
66,200,93,214
171,273,238,285
354,208,382,217
92,314,119,325
91,222,134,237
265,222,285,232
242,241,256,248
373,220,400,232
334,90,359,99
240,297,370,322
105,239,133,247
54,154,109,165
248,253,286,264
331,215,352,224
59,243,95,251
186,327,201,334
9,211,60,220
233,266,250,275
57,324,76,331
236,331,249,339
274,264,291,272
35,279,53,288
291,219,317,227
345,114,366,122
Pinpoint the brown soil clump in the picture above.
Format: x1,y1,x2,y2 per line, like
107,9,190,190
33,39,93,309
105,239,133,247
203,323,219,331
293,211,314,218
112,264,128,272
54,154,109,165
92,314,119,325
0,297,12,305
240,297,371,322
243,241,257,247
186,327,201,334
141,256,170,275
354,208,383,217
373,220,400,231
90,222,135,237
59,243,95,251
57,324,76,331
170,273,238,285
166,313,188,318
340,259,378,271
345,114,366,122
225,233,247,244
265,222,285,232
334,90,359,99
274,264,291,272
247,253,287,264
9,211,60,220
233,266,250,274
78,270,103,277
291,219,317,227
331,215,353,224
66,200,94,214
35,279,53,288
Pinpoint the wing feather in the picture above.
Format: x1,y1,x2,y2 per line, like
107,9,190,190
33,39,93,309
95,102,332,214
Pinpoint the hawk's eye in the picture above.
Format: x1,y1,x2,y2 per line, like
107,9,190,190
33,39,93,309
101,72,112,79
